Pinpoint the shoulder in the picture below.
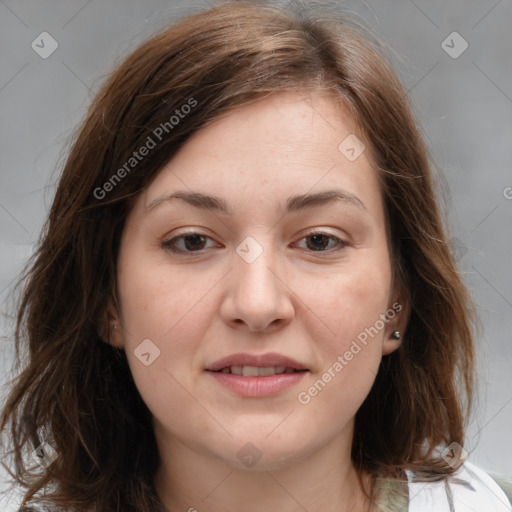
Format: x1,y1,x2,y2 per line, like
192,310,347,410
405,460,512,511
490,474,512,504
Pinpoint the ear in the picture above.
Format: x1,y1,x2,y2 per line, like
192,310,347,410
97,297,125,349
382,297,409,356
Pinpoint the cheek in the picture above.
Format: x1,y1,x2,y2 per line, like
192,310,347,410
301,257,392,346
116,258,209,432
304,258,392,397
116,248,210,340
115,248,220,394
294,257,392,404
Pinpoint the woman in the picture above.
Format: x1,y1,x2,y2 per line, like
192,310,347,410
1,1,511,511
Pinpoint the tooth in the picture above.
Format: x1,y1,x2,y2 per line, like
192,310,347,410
220,367,230,374
275,366,286,374
242,365,260,377
231,365,243,375
258,366,276,376
284,367,295,374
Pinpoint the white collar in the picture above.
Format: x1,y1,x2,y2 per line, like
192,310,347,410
405,460,512,511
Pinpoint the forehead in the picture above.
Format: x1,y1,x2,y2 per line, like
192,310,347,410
184,90,364,164
135,90,383,220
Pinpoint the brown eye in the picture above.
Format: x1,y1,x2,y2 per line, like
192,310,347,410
306,234,331,251
162,233,216,254
296,231,347,252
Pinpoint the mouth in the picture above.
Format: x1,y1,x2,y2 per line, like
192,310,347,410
205,353,309,397
206,367,309,398
212,365,307,376
206,352,309,373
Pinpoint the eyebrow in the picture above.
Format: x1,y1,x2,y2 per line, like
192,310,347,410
144,189,368,216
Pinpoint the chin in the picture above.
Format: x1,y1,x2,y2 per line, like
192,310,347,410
214,431,316,472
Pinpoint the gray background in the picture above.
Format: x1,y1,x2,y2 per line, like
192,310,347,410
1,0,511,509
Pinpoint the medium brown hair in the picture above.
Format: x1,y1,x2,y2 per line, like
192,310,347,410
1,1,478,510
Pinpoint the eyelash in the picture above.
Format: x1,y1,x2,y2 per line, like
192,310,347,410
161,230,347,255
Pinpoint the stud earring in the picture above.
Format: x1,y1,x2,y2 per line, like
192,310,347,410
390,331,401,340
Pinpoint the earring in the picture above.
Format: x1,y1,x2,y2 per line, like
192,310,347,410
390,331,401,340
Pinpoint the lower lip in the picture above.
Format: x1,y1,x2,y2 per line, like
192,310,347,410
206,370,308,397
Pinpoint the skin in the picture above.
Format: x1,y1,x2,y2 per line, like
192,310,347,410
108,90,407,512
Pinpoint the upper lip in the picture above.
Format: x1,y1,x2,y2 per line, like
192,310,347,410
206,352,309,372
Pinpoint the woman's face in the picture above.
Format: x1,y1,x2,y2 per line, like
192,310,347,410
111,90,403,470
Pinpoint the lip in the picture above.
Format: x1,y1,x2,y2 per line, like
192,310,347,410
207,371,307,397
206,352,308,372
205,352,309,398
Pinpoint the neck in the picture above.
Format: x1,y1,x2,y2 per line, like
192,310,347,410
153,422,373,512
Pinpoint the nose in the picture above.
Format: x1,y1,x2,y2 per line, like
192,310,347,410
219,240,295,333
